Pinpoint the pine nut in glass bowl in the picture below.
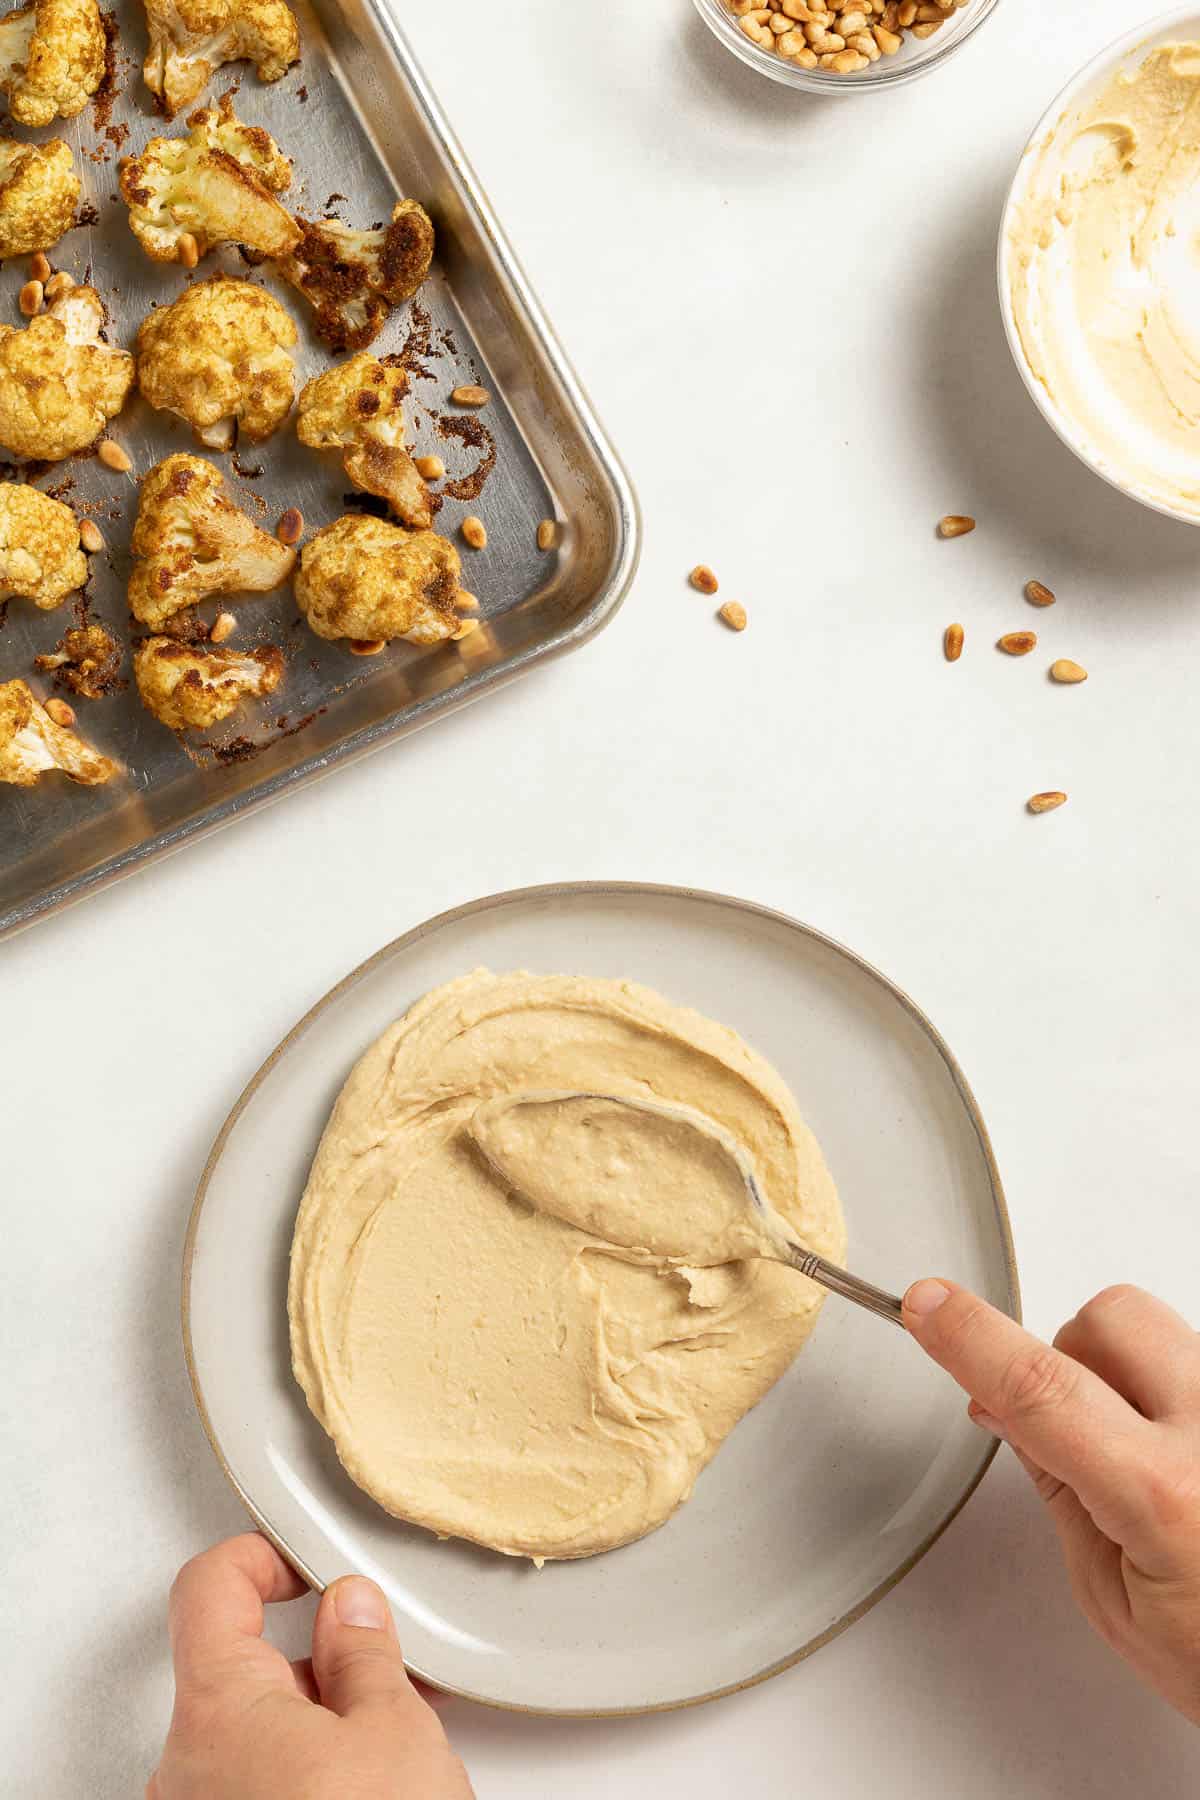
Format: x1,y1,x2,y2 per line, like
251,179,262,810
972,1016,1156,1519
692,0,999,91
998,10,1200,525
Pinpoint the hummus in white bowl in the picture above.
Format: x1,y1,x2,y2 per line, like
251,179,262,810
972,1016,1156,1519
1002,18,1200,521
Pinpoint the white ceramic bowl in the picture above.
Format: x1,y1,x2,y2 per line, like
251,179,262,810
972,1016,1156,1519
998,10,1200,525
693,0,999,93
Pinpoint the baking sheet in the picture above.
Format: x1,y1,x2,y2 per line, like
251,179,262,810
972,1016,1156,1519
0,0,639,939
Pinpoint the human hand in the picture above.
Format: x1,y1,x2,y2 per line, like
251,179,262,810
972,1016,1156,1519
147,1533,475,1799
903,1280,1200,1726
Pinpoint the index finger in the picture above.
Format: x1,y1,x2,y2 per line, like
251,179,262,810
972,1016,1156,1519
902,1280,1165,1560
169,1532,308,1694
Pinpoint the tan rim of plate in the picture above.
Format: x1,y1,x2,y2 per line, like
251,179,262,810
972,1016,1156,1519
181,880,1020,1718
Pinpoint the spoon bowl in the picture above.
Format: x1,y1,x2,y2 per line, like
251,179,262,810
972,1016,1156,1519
469,1088,906,1325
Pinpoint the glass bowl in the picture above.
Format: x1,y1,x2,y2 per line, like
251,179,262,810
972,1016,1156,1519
692,0,999,92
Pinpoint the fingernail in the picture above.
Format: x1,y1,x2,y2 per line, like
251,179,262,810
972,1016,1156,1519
904,1278,952,1317
969,1409,1007,1443
334,1576,388,1630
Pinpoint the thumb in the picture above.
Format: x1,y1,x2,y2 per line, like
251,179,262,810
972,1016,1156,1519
310,1576,430,1727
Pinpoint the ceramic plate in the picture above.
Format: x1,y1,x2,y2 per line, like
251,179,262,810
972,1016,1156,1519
184,883,1017,1716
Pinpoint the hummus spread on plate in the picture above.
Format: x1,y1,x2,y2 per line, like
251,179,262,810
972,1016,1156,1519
1008,44,1200,516
288,969,846,1562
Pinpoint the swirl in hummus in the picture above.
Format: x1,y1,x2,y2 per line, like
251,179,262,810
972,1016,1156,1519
1007,43,1200,517
288,970,846,1562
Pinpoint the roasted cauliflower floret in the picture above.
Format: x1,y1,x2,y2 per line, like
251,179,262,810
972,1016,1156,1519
0,678,117,786
143,0,299,117
120,94,298,265
0,0,105,128
279,199,435,353
0,285,134,461
134,634,283,730
295,514,461,646
295,353,430,528
34,621,123,696
0,482,85,607
0,136,79,258
129,452,296,629
137,276,297,448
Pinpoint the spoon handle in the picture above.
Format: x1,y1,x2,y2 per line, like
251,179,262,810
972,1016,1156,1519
783,1244,905,1326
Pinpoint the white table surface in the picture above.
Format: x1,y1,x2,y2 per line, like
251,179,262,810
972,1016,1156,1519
6,0,1200,1792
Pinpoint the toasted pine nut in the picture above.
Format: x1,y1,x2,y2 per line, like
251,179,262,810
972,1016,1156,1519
79,518,105,553
19,279,43,316
1025,579,1055,607
276,507,303,545
938,513,975,538
97,439,132,473
452,618,481,640
1028,791,1067,814
210,611,237,643
721,0,944,70
536,518,556,551
348,638,386,656
44,696,75,727
450,384,489,407
455,590,480,612
690,564,719,595
461,515,487,550
413,454,445,481
29,252,50,283
997,631,1037,655
178,232,200,269
718,601,747,631
1050,659,1087,684
944,622,964,662
43,271,74,301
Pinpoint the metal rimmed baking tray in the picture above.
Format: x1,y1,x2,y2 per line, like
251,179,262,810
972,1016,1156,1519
0,0,640,941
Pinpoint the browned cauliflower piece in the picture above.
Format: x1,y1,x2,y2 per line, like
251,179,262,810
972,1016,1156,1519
143,0,299,117
128,452,296,629
120,94,298,265
295,353,430,528
0,284,134,461
278,199,435,353
133,633,283,730
295,514,462,646
0,136,79,258
137,275,297,448
0,677,117,785
34,621,123,697
0,482,85,607
0,0,104,128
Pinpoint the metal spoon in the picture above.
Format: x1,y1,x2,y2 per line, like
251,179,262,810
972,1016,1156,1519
469,1089,905,1327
